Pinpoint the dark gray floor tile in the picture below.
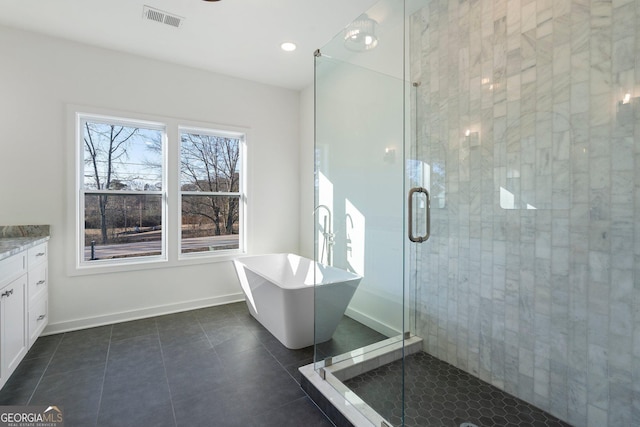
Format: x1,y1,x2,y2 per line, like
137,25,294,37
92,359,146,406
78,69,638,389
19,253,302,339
155,311,199,330
173,390,250,427
110,317,158,342
99,364,174,426
58,326,112,348
8,355,50,383
224,372,305,419
164,349,227,399
227,301,250,314
193,304,236,323
284,357,313,384
0,383,35,405
102,357,167,399
212,330,263,356
107,334,162,366
201,322,250,345
0,356,51,404
161,335,213,361
45,339,109,376
262,336,315,367
98,396,175,427
30,366,103,427
249,397,335,427
215,345,280,377
1,305,376,427
24,334,63,360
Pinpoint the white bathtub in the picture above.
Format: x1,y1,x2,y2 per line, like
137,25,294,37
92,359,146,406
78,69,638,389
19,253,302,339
232,253,362,349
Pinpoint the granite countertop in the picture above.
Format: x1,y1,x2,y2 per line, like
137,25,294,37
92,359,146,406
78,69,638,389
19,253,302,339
0,226,50,262
0,236,50,262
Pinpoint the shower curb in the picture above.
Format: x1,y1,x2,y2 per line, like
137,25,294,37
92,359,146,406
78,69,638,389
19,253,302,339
299,335,423,427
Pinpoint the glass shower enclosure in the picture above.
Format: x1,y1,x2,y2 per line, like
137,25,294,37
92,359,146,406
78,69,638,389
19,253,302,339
313,0,426,425
313,0,639,426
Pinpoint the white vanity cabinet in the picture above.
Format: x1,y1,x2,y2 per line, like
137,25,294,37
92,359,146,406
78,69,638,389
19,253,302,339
0,240,48,390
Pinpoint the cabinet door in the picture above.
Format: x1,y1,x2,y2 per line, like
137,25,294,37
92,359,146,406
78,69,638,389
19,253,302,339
2,274,28,379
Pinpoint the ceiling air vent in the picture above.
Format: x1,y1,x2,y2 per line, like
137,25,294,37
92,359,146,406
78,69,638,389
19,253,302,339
143,5,184,28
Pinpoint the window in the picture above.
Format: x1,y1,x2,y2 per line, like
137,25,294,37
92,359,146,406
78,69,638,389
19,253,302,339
75,111,245,269
180,128,243,255
79,115,166,264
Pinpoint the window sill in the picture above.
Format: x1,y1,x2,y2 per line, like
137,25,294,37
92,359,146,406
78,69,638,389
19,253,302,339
69,250,243,277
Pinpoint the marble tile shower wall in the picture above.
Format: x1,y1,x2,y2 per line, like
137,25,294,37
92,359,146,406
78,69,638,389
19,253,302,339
409,0,638,426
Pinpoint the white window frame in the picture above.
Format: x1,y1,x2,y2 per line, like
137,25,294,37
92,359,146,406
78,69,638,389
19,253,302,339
178,126,246,259
75,112,168,269
69,106,248,275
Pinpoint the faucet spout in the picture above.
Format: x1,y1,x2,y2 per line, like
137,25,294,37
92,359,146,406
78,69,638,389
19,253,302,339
313,205,332,235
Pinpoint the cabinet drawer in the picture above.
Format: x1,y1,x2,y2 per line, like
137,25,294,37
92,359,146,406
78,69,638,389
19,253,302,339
29,295,48,348
28,263,47,303
0,252,26,288
27,243,47,268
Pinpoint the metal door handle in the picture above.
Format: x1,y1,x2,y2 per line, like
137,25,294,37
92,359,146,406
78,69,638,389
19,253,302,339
408,187,430,243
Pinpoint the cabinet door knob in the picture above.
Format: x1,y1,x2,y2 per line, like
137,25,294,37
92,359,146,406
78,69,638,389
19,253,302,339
37,314,46,321
37,280,45,285
1,289,13,298
36,252,45,257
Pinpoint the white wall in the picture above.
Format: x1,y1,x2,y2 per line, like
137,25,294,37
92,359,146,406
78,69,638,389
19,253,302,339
298,85,315,259
0,25,300,332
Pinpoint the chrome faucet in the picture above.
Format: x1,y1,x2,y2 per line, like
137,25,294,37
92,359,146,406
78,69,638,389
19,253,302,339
313,205,334,265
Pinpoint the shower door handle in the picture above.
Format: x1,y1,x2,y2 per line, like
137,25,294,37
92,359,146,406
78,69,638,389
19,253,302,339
408,187,430,243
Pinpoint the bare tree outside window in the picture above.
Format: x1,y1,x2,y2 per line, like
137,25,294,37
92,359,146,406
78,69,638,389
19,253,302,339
180,131,242,253
77,113,244,264
81,119,164,261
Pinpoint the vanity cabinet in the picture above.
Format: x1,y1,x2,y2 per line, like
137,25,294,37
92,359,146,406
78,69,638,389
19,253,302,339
0,241,48,390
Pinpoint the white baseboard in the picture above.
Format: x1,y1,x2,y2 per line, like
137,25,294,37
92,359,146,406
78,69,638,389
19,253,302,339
345,306,401,338
43,293,245,335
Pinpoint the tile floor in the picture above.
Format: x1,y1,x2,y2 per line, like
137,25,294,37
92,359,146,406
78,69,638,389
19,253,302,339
0,301,578,427
0,302,365,427
344,352,573,427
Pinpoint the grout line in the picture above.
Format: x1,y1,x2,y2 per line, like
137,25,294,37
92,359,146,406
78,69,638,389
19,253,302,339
156,318,178,427
93,324,113,427
26,333,66,405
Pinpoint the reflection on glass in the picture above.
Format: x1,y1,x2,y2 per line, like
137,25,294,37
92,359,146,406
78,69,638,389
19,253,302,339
345,199,365,276
407,159,446,208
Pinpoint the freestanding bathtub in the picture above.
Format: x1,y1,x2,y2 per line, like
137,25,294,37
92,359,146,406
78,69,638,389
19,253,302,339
232,253,362,349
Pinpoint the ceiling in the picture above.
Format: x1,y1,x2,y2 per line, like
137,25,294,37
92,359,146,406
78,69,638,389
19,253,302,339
0,0,379,90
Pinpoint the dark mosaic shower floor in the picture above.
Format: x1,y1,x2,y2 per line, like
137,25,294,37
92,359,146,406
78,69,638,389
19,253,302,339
343,352,572,427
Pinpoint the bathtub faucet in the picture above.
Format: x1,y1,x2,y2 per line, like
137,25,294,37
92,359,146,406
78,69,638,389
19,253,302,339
313,205,334,265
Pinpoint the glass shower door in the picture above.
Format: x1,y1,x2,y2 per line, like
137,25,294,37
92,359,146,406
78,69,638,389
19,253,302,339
313,0,410,424
311,1,436,425
314,54,406,359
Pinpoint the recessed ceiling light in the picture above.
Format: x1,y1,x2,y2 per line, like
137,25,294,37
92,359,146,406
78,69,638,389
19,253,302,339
202,0,221,2
280,42,297,52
